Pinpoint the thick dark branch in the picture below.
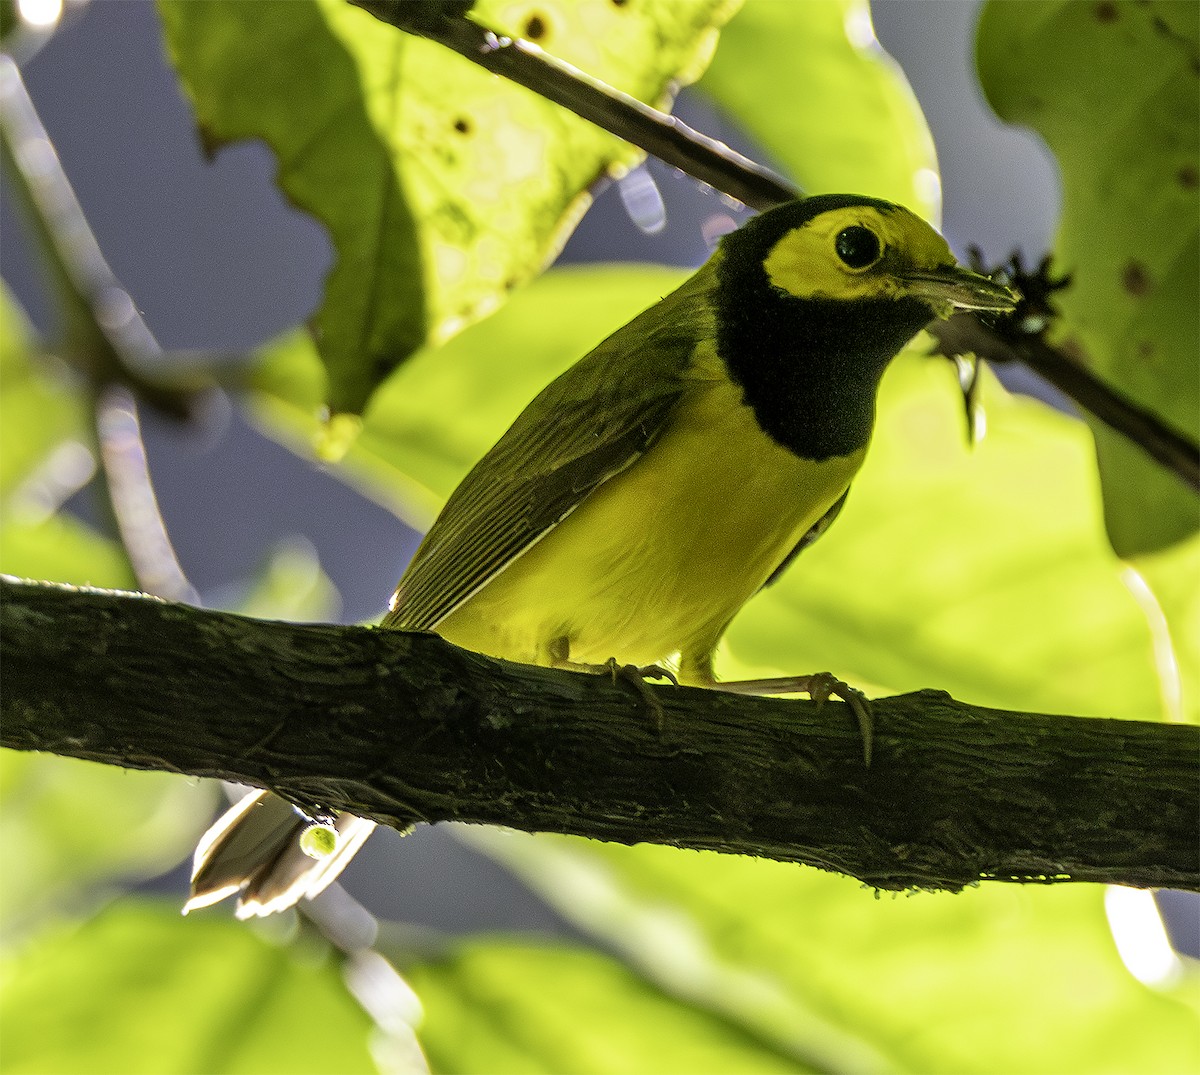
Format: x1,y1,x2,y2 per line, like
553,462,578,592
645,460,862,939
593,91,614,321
348,3,1200,494
3,577,1196,893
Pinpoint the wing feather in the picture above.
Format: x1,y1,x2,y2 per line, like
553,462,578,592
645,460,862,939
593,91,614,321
760,487,850,591
384,268,717,631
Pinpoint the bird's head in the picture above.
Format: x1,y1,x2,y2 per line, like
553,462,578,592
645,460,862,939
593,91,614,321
728,194,1016,318
713,195,1016,460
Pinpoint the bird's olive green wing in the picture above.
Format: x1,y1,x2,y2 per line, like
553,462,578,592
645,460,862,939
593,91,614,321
384,268,717,632
761,488,849,590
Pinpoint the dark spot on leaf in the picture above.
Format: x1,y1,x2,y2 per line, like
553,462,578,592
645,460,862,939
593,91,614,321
1137,340,1156,362
453,117,472,135
524,13,546,39
1122,260,1152,297
611,0,629,6
504,277,518,291
1059,336,1093,367
1094,1,1118,22
1179,163,1199,190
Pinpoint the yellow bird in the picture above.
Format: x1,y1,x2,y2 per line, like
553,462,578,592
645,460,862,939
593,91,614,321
186,194,1016,918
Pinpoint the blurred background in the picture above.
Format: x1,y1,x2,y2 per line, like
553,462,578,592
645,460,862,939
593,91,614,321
4,0,1193,967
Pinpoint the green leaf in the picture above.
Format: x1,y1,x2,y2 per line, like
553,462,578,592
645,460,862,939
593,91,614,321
158,0,736,415
698,0,940,220
463,830,1200,1075
229,538,341,623
0,753,214,945
976,0,1200,556
0,513,134,590
1124,535,1200,726
0,284,87,504
402,937,814,1075
0,902,377,1074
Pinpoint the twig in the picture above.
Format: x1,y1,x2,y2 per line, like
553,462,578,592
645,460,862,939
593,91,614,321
0,55,197,414
4,577,1197,893
350,3,1200,494
0,54,199,598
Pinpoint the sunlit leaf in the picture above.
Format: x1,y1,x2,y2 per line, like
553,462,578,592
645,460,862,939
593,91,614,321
226,538,342,623
0,754,213,945
0,902,377,1074
1124,535,1200,726
0,513,134,590
698,0,940,220
977,0,1199,556
463,829,1200,1075
401,937,814,1075
0,284,87,503
158,0,736,415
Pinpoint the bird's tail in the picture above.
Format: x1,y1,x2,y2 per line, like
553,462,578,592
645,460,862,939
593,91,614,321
183,789,376,919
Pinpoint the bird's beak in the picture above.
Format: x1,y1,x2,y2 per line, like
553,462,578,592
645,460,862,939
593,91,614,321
902,264,1018,313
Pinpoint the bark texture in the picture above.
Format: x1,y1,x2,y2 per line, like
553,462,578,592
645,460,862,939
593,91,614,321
3,576,1196,892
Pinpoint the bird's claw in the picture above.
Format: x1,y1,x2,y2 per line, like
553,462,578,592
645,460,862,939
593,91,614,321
711,671,873,767
605,659,677,731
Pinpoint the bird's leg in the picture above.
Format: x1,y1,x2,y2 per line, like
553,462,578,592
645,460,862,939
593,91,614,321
703,669,872,766
547,637,677,730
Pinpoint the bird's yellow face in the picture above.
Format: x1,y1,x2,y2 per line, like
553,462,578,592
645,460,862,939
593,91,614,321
761,203,1013,316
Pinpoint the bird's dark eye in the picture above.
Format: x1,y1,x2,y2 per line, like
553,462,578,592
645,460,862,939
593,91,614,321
835,226,882,269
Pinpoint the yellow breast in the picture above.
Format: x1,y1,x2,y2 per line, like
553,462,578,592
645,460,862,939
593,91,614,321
435,346,866,678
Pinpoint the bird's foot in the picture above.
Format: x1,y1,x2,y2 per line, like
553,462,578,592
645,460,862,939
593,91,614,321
604,658,678,732
712,672,872,766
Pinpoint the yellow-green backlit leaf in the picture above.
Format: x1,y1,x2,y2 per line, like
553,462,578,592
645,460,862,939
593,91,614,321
0,514,134,590
404,939,811,1075
0,902,376,1074
698,0,940,220
231,539,341,623
0,754,213,945
465,830,1200,1075
0,284,87,504
158,0,736,415
977,0,1200,556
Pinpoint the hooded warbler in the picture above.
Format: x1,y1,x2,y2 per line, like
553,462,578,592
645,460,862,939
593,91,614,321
186,193,1016,918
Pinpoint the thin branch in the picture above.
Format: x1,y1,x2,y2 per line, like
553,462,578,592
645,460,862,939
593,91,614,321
0,54,199,599
349,2,1200,494
0,55,199,414
4,576,1197,894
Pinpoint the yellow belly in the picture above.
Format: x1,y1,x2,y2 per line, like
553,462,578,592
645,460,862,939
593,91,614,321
436,367,865,679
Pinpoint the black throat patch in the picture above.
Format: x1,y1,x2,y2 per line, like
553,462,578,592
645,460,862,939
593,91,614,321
714,205,937,461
